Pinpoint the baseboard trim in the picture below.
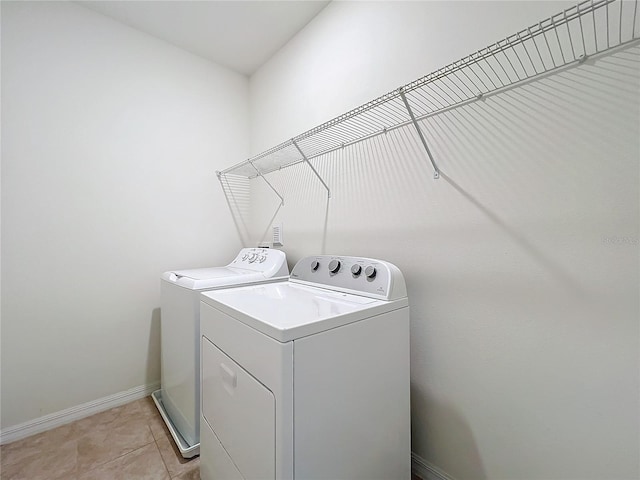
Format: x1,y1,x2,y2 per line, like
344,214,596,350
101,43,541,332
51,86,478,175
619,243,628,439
412,452,456,480
0,382,160,445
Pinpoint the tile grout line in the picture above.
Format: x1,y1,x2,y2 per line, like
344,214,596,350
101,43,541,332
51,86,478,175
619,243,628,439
2,399,181,479
76,426,157,478
154,436,173,478
150,419,173,479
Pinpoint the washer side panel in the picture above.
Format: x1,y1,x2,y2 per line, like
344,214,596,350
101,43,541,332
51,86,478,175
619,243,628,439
160,280,200,446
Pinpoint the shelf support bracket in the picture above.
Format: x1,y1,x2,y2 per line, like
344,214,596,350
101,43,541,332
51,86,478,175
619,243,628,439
399,88,440,179
245,161,285,206
292,139,331,198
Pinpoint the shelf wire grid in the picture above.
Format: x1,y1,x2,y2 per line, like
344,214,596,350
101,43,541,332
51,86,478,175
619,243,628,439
221,0,639,180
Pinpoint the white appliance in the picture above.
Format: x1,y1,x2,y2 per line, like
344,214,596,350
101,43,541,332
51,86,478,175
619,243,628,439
153,247,289,458
199,255,410,480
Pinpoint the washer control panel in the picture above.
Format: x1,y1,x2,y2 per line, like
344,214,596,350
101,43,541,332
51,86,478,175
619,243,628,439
290,255,407,300
228,248,287,273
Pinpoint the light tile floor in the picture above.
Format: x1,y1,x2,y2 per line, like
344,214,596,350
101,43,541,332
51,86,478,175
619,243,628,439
0,396,199,480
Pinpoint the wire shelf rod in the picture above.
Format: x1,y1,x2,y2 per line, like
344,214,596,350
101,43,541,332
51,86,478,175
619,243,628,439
483,56,506,88
399,88,440,179
291,140,331,198
592,0,599,50
432,81,460,107
552,16,567,64
440,76,467,102
474,58,497,90
421,84,448,110
618,0,623,45
541,22,558,67
530,27,548,70
606,0,613,49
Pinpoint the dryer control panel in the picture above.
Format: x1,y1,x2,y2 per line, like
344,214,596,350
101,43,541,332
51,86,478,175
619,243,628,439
290,255,407,301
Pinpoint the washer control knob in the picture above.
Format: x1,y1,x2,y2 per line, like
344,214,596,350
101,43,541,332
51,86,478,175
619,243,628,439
364,266,377,279
351,264,362,276
248,253,257,263
328,259,341,273
311,260,320,271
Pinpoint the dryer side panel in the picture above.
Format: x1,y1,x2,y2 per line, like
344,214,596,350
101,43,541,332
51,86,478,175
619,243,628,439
293,307,411,480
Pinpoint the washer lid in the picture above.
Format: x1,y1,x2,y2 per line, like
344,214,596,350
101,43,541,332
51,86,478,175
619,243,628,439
162,248,289,290
162,267,275,290
200,282,408,342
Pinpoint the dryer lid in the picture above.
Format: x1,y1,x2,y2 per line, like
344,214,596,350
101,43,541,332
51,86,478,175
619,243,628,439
200,282,408,342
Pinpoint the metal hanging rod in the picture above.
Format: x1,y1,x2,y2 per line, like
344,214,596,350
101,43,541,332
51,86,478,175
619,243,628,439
399,88,440,179
292,140,331,198
221,0,639,181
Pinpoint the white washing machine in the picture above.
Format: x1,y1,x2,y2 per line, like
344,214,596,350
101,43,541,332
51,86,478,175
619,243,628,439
199,255,410,480
152,247,289,458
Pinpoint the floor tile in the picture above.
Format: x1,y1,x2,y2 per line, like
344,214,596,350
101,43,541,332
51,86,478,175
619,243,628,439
134,396,162,420
78,443,169,480
0,438,78,480
73,400,146,437
76,418,154,473
1,430,52,470
0,401,142,472
0,419,84,471
155,432,200,478
172,467,201,480
148,409,172,443
0,397,198,480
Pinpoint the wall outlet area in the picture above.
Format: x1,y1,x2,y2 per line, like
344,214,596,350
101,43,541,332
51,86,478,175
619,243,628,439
272,223,283,247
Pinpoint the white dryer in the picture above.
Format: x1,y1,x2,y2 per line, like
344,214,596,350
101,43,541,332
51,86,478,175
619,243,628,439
199,255,410,480
153,247,288,458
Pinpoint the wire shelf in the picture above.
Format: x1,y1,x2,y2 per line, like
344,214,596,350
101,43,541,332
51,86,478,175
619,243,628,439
220,0,639,186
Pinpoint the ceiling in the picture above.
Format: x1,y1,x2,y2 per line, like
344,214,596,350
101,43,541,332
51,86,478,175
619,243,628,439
77,1,331,76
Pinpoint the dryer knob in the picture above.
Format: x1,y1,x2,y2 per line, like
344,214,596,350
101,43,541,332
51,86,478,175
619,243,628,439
351,264,362,276
311,260,320,271
328,259,341,273
364,266,377,279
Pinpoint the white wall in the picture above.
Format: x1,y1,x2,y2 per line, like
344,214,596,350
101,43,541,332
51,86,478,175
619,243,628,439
248,2,639,479
1,1,248,429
